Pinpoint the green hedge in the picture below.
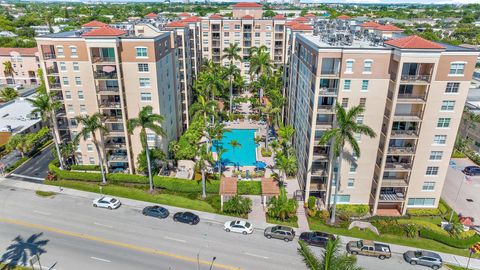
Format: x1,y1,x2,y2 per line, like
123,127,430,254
71,164,101,171
5,157,28,173
419,229,480,249
407,208,442,216
336,204,370,217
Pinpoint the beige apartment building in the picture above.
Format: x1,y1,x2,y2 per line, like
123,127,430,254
0,47,40,86
286,31,479,215
36,22,183,173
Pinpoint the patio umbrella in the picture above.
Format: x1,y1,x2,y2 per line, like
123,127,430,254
102,65,116,73
256,161,266,170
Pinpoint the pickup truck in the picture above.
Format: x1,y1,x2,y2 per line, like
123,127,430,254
346,240,391,260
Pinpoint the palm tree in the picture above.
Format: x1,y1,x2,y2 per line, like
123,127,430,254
27,92,65,169
319,103,376,224
195,144,212,199
190,95,217,125
6,134,32,158
127,105,166,192
276,153,297,183
3,61,15,85
278,125,295,146
249,50,273,81
75,113,109,184
298,237,362,270
216,146,228,178
222,43,241,64
267,188,297,221
224,64,240,113
0,87,17,102
260,103,281,148
229,139,241,170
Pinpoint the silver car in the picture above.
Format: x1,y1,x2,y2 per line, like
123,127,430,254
403,250,442,269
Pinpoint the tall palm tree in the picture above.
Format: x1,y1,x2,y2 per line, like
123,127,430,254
278,125,295,145
222,43,241,64
3,61,15,85
229,139,241,170
216,146,227,178
127,105,166,192
75,113,109,184
298,237,362,270
190,95,217,124
27,92,65,169
0,87,17,102
195,144,211,199
249,51,273,82
276,153,297,183
319,103,376,224
224,64,240,113
261,103,281,147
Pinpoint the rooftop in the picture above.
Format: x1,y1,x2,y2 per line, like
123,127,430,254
0,47,38,56
384,35,445,49
0,94,41,134
232,2,262,8
82,20,108,28
82,26,127,37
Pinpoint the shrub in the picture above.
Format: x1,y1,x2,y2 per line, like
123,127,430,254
223,195,252,216
261,147,272,157
267,189,298,221
248,114,261,121
317,210,330,223
35,190,56,197
407,208,442,217
404,224,418,238
419,228,480,249
307,196,317,217
451,149,466,158
70,164,101,171
5,157,28,173
336,204,370,217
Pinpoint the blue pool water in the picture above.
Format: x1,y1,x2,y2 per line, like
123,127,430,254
212,129,257,166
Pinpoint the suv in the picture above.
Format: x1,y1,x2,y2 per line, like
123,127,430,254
463,166,480,176
264,226,295,242
403,250,442,269
299,231,335,247
346,240,391,260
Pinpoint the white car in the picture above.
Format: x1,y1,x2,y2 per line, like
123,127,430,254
93,196,121,209
224,220,254,235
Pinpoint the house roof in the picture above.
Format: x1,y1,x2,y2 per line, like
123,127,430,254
145,12,157,18
166,21,187,28
178,12,191,17
290,23,313,31
261,178,280,196
82,20,108,28
232,2,263,8
376,24,403,32
360,21,381,28
219,177,237,195
304,13,316,18
0,47,38,56
293,16,309,22
285,21,298,27
182,16,202,23
337,15,351,20
209,14,223,19
273,14,286,20
385,35,445,50
82,26,127,37
242,15,254,20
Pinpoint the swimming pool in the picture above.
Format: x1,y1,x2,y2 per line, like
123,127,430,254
212,129,257,166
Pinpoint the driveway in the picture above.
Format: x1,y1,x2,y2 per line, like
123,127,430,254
9,144,54,181
442,158,480,222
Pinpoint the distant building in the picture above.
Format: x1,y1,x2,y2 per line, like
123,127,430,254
31,25,66,36
459,70,480,152
0,31,17,38
0,47,40,86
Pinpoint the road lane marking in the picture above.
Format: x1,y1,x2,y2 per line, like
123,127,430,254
93,222,113,228
244,252,269,259
33,210,51,216
0,217,239,270
91,256,111,263
10,174,45,181
164,236,186,243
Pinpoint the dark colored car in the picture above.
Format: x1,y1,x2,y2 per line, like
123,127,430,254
142,206,169,219
463,166,480,176
299,231,335,247
173,212,200,225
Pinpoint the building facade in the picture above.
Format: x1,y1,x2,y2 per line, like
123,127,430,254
0,47,40,86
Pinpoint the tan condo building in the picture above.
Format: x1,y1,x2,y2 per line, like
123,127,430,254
0,47,41,86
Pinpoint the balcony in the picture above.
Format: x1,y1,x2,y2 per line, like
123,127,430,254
100,101,121,109
97,86,119,94
400,74,431,84
108,154,128,163
393,112,423,121
310,182,327,191
390,130,419,139
94,71,118,80
55,109,66,117
105,141,126,149
397,93,426,103
313,148,329,160
107,129,125,136
43,53,56,60
103,115,123,122
316,121,333,130
384,162,412,171
49,82,62,90
379,190,406,202
92,56,116,63
311,166,327,176
46,66,59,75
387,146,416,155
317,104,334,114
275,34,283,40
381,177,409,187
318,87,337,96
51,94,64,102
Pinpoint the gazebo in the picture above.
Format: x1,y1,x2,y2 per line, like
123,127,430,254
261,178,280,207
219,177,237,211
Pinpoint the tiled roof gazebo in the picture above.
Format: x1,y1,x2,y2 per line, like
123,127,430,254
261,178,280,207
219,177,237,211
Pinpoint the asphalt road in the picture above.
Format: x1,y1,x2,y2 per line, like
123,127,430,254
10,144,53,181
0,186,450,270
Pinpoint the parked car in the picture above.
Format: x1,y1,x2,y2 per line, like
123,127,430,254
346,240,391,260
462,166,480,176
92,196,121,210
224,220,254,235
264,226,295,242
142,206,169,219
173,212,200,225
403,250,443,269
299,231,335,247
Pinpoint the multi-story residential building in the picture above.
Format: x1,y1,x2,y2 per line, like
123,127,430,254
458,69,480,152
0,47,40,86
36,23,183,173
285,24,479,215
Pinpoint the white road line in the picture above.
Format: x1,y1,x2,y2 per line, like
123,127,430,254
244,252,269,259
33,210,51,215
164,236,187,243
90,256,111,263
93,222,113,228
10,174,44,181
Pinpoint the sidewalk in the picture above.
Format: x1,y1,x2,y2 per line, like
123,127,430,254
1,177,479,269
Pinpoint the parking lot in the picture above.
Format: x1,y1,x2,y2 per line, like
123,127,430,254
442,158,480,223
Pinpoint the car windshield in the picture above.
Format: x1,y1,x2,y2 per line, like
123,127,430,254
110,199,117,203
245,222,251,228
357,240,363,248
230,221,236,226
414,251,422,258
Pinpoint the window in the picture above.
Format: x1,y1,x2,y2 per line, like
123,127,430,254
78,91,84,100
359,98,366,108
437,118,451,128
347,178,355,188
255,32,260,38
408,198,435,206
433,135,446,145
75,77,81,86
449,63,465,75
441,101,455,111
65,90,71,100
429,151,443,160
223,25,230,30
136,47,148,58
141,92,152,101
89,157,95,165
62,77,69,86
445,82,460,93
344,80,351,91
59,62,66,71
266,25,272,30
426,166,439,176
138,63,149,72
356,115,364,124
234,24,240,30
224,32,229,37
349,164,357,173
266,32,271,37
341,98,349,108
70,46,77,57
355,133,361,141
363,60,372,73
361,80,369,91
139,78,151,87
345,60,354,73
330,195,350,204
67,104,73,113
235,32,240,37
73,62,79,71
422,181,435,191
56,46,64,56
80,104,86,114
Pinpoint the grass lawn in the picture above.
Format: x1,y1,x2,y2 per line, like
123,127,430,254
0,263,30,270
445,264,464,270
308,216,474,257
266,215,299,228
35,190,56,197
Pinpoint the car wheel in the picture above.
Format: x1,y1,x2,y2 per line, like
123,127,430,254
108,206,112,210
173,218,178,222
93,204,97,207
351,251,358,255
266,235,272,239
431,266,439,270
409,261,417,265
378,255,386,260
189,221,193,225
284,238,290,242
225,228,230,232
242,231,247,235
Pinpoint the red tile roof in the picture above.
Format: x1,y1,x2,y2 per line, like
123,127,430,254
178,12,191,17
273,14,286,20
242,15,254,20
82,20,108,28
285,21,299,27
337,15,351,20
0,47,38,56
232,2,262,8
182,16,202,23
384,35,445,49
304,13,316,18
145,12,157,18
209,14,223,19
293,16,309,22
290,23,313,31
360,21,381,28
376,24,403,32
166,21,187,28
82,26,126,37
